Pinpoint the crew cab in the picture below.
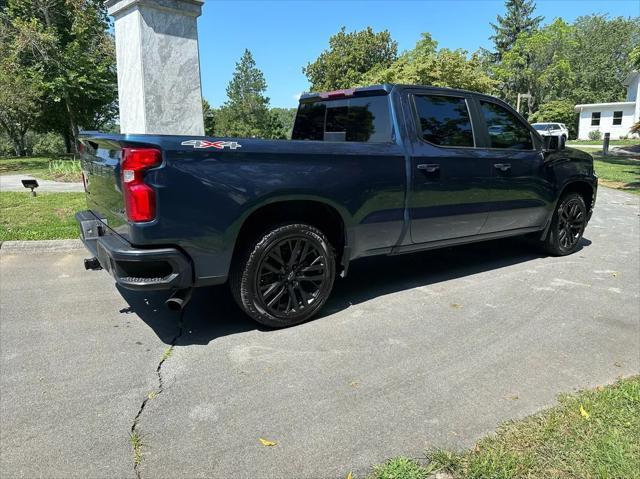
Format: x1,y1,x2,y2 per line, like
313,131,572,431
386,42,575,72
76,84,597,327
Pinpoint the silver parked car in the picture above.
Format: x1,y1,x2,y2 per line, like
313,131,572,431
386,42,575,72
532,122,569,142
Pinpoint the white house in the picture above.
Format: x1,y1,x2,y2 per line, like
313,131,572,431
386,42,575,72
575,71,639,140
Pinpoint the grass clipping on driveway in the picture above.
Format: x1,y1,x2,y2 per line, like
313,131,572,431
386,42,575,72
0,192,86,241
370,376,639,479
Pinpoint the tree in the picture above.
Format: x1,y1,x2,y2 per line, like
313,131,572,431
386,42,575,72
490,0,543,60
0,65,42,155
569,15,640,104
202,99,216,136
270,107,297,139
528,100,577,137
303,27,397,91
361,33,497,94
494,19,576,113
0,0,117,154
214,49,283,139
630,46,640,70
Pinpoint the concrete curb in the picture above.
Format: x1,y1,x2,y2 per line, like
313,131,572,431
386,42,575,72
0,239,84,254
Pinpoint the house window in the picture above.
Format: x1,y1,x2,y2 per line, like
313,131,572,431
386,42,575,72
591,112,601,126
613,111,623,126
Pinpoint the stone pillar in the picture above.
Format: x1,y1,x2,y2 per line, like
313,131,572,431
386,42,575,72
106,0,205,135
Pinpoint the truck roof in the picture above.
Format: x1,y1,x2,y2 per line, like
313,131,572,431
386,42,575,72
300,83,504,104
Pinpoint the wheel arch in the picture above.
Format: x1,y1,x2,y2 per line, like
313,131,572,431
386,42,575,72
539,179,596,241
559,180,595,213
230,197,351,274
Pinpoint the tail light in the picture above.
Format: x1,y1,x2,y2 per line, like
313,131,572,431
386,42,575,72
121,148,161,222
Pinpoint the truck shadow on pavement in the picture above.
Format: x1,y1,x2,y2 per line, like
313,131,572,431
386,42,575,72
118,236,591,345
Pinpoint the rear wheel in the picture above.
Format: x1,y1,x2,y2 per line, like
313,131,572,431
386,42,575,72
543,192,587,256
230,223,335,328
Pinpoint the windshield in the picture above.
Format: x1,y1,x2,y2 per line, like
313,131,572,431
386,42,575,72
533,124,549,131
292,95,393,142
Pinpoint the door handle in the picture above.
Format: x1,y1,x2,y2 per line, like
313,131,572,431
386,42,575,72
417,163,440,173
494,163,511,172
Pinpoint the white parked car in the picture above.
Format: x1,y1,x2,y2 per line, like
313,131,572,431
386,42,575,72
532,122,569,141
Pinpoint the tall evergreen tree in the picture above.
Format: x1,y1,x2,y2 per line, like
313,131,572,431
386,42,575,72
215,49,283,139
490,0,543,59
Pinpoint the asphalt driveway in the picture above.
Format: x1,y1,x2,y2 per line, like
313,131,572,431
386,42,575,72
1,187,639,479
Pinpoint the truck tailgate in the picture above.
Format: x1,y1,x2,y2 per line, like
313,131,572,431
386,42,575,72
81,138,129,239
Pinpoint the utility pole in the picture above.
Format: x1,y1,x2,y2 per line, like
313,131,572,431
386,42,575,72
516,93,531,115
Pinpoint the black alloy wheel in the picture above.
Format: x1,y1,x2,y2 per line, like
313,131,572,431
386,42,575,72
557,197,585,250
543,192,587,256
230,223,335,327
256,237,328,316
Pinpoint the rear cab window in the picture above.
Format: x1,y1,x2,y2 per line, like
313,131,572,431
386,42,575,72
413,94,475,147
292,95,393,143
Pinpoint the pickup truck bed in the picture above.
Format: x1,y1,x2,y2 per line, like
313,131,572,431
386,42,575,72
77,83,597,327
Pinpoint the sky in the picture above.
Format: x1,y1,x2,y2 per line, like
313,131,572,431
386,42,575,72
197,0,640,108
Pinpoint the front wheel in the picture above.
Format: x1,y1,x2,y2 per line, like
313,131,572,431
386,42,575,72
542,192,587,256
230,223,336,328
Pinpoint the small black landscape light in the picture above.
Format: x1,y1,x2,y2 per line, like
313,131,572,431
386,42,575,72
22,179,39,197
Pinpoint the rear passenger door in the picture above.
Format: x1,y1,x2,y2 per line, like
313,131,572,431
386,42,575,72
407,92,493,244
473,99,553,233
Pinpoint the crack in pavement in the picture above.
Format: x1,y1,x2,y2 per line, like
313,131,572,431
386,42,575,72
130,309,186,479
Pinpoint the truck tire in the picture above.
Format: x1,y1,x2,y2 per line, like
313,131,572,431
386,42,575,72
230,223,336,328
542,192,587,256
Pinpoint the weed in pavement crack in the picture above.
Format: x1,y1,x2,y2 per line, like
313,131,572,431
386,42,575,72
130,309,185,478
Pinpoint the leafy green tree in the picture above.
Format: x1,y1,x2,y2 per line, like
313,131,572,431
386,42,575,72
630,46,640,70
528,100,577,137
361,33,497,94
0,0,117,154
569,15,640,104
0,61,43,155
490,0,543,60
494,19,576,113
270,107,297,139
214,49,283,139
304,26,398,91
202,99,216,136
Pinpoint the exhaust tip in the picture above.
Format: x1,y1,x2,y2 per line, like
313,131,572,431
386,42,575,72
165,298,184,312
165,288,193,312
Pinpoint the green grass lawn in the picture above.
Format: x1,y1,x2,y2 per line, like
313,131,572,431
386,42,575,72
368,376,639,479
0,192,86,241
0,156,82,182
569,147,640,194
567,139,639,146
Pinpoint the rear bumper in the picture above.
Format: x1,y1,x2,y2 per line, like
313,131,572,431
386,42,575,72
75,210,192,290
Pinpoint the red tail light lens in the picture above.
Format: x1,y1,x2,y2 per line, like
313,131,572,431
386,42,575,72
121,148,161,222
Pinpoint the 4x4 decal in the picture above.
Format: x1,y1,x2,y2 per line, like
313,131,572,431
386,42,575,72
181,140,242,149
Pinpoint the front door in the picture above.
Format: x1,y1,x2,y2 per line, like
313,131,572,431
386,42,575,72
473,99,554,233
408,93,493,244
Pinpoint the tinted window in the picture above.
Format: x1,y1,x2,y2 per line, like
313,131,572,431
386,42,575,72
613,111,623,126
591,112,601,126
414,95,474,147
291,96,392,142
480,101,533,149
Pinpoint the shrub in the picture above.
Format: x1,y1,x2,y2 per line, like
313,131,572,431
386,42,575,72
528,100,577,138
588,130,602,141
32,132,66,156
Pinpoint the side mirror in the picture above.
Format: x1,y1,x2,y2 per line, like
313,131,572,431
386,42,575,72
544,135,564,151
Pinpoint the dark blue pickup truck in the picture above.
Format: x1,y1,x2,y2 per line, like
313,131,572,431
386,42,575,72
77,84,597,327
